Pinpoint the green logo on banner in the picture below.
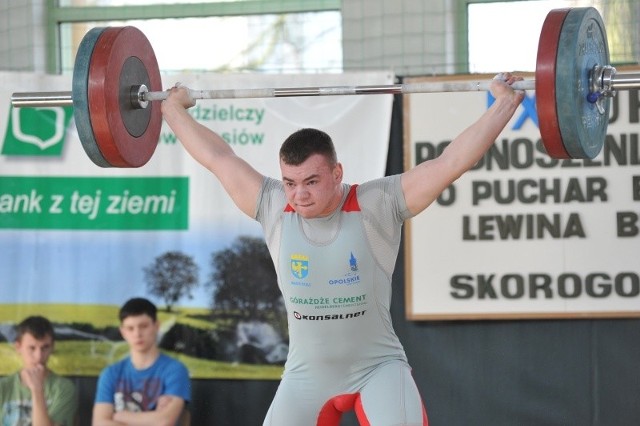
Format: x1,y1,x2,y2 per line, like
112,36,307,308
2,106,73,156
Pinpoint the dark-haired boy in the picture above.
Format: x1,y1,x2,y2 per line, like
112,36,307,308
0,315,78,426
92,298,190,426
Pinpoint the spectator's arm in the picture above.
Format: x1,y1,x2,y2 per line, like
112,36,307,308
92,403,125,426
111,396,185,426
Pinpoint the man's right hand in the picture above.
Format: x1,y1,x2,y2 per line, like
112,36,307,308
21,364,47,392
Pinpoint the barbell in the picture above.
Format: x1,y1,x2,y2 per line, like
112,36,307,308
10,7,640,167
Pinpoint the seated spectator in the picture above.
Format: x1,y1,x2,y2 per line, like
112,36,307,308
0,315,78,426
92,297,191,426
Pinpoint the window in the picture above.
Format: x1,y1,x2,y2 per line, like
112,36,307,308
468,0,578,73
57,3,341,74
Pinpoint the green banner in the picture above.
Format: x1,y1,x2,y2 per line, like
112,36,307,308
0,176,188,230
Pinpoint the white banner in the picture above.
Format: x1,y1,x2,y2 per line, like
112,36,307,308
404,73,640,320
0,71,393,305
0,71,394,378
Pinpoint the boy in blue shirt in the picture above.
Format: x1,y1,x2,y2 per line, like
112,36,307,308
92,298,190,426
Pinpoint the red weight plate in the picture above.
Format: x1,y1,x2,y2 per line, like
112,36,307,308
88,27,162,167
535,9,571,159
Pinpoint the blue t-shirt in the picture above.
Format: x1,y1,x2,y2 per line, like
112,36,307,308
95,353,190,412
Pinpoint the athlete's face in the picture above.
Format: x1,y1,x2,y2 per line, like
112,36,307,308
119,314,159,354
280,153,343,218
15,333,54,369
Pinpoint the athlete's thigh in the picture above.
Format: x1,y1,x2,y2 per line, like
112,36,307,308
359,362,427,426
263,376,329,426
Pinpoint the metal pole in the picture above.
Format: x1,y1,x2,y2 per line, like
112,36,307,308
9,80,536,107
10,72,640,109
10,92,74,107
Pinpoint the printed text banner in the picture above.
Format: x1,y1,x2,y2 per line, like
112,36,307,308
403,73,640,320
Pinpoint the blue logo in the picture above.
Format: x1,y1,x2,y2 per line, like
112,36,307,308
349,252,358,272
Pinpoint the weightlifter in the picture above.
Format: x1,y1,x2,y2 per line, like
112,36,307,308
161,72,525,426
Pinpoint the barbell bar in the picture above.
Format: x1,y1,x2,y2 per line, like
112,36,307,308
11,80,539,108
8,7,639,167
14,70,640,108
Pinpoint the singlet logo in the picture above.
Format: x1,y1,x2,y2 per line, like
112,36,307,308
290,253,309,279
290,294,367,310
349,252,358,271
328,252,361,286
293,310,366,321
